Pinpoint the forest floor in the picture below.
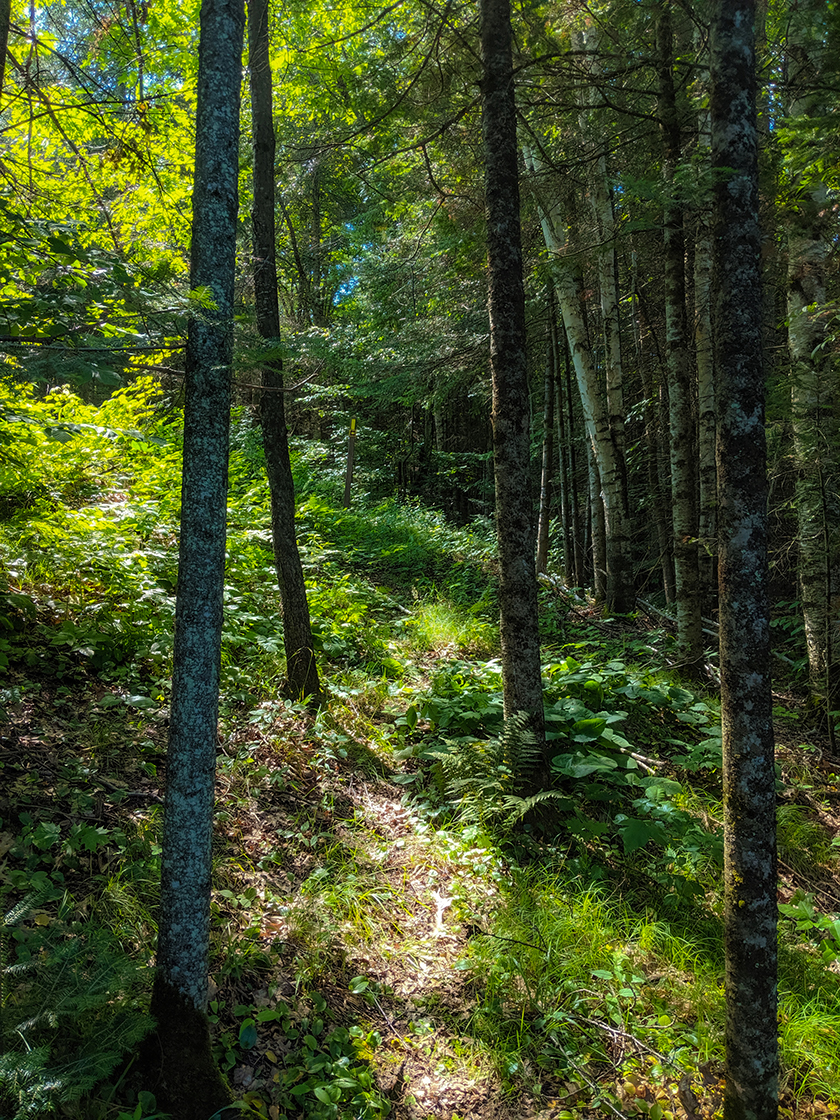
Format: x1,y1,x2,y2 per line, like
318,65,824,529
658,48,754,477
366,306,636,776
4,629,840,1120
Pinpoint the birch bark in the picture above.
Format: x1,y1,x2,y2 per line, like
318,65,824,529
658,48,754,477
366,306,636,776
535,311,555,575
578,25,626,474
523,142,634,613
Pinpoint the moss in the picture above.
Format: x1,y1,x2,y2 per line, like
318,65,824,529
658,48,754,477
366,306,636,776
142,976,233,1120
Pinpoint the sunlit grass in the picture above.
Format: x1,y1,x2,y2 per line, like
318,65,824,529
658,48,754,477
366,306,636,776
780,997,840,1098
404,597,498,657
777,804,837,872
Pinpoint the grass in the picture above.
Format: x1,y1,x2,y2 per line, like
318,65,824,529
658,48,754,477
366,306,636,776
402,598,498,658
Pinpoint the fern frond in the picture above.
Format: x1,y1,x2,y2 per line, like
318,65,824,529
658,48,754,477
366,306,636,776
433,711,548,829
502,789,571,822
0,922,153,1118
2,888,55,931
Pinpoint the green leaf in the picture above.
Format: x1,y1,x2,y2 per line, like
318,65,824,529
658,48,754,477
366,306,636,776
617,817,667,854
238,1020,258,1049
552,751,618,778
572,717,607,741
47,236,77,257
31,821,61,849
126,694,157,708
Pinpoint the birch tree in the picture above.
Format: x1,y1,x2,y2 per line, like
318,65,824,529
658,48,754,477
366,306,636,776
148,0,244,1114
523,141,634,614
535,309,556,576
712,2,778,1116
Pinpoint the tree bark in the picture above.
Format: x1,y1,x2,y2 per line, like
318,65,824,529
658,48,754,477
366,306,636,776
632,252,675,603
657,2,703,670
578,25,626,477
692,25,718,613
523,142,634,613
0,0,11,103
785,0,840,722
149,0,244,1115
249,0,321,705
535,306,556,575
479,0,545,746
589,446,607,604
712,4,778,1117
561,322,585,589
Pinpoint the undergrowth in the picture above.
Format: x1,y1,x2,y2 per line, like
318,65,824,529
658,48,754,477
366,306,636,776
1,376,839,1119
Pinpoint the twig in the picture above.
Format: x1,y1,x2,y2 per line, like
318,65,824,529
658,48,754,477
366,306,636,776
92,775,163,805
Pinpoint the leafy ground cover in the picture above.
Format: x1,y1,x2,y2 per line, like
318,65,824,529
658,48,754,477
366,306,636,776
1,378,840,1120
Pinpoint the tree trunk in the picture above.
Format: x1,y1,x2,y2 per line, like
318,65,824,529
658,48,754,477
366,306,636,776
552,306,574,585
0,0,11,102
149,1,244,1115
579,25,626,475
249,0,321,705
692,28,718,613
562,324,585,589
523,142,634,613
588,448,607,604
657,2,703,670
711,5,778,1117
479,0,545,745
785,0,840,723
535,307,556,575
632,252,675,603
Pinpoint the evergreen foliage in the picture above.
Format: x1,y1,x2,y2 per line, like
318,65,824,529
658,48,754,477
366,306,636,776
0,895,152,1120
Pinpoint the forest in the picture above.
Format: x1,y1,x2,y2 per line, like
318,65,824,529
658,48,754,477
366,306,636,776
0,0,838,1118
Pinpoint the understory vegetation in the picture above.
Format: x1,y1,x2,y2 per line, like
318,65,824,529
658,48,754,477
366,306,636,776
1,377,839,1120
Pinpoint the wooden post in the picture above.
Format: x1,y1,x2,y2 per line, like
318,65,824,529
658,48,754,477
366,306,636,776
343,417,357,508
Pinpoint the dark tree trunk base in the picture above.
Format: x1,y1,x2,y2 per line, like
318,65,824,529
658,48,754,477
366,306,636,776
143,977,233,1120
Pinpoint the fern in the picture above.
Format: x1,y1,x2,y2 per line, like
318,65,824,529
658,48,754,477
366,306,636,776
431,711,550,829
0,894,153,1120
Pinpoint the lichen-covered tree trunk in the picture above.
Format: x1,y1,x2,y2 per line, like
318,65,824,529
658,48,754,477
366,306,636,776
479,0,544,744
578,25,626,474
535,310,556,575
712,5,778,1117
692,26,718,613
657,1,703,671
149,0,244,1115
249,0,321,705
588,447,607,604
785,0,840,722
523,141,633,613
0,0,11,102
558,321,584,588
